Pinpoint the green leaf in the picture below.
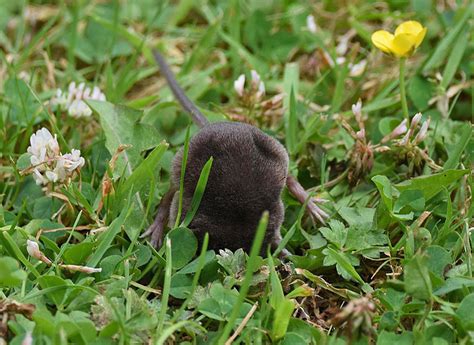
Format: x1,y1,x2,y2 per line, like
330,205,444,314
395,169,469,201
297,269,359,299
377,331,413,345
325,247,367,288
319,220,347,248
301,229,327,250
198,283,240,321
281,332,307,345
37,275,70,307
434,277,474,296
198,298,225,321
16,153,31,170
456,293,474,331
0,256,27,287
63,242,94,265
272,298,295,341
394,190,425,213
339,207,375,228
268,254,285,309
404,254,432,300
87,100,161,177
168,227,198,269
346,227,388,254
372,175,396,211
426,245,451,278
32,196,62,219
119,141,168,196
178,250,215,274
98,255,122,280
170,273,193,299
286,318,325,344
0,232,40,278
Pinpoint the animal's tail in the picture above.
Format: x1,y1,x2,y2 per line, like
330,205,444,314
153,50,209,128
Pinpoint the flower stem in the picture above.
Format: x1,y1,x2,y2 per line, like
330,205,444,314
399,58,409,120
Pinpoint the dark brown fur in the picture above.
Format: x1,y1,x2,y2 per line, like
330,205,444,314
170,122,288,252
143,50,327,254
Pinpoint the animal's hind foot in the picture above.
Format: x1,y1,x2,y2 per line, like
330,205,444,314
141,189,175,249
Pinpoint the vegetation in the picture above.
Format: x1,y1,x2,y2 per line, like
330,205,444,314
0,1,472,344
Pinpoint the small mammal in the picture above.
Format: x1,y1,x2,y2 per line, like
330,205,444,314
142,50,327,254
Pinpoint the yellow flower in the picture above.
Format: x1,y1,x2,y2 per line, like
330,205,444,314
371,21,427,58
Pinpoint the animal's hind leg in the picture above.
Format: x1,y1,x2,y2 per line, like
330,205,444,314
141,189,175,249
286,175,329,224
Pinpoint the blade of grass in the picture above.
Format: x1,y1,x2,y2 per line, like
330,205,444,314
156,237,173,335
175,127,191,228
331,63,349,113
218,211,269,343
86,207,128,268
441,27,468,89
283,63,299,155
443,123,471,170
287,87,298,156
422,5,473,73
181,157,214,227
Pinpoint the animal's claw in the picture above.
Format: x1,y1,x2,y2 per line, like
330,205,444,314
306,197,329,224
286,175,329,224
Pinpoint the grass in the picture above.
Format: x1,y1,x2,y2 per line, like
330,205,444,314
0,1,473,344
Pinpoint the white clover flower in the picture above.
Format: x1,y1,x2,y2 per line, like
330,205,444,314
68,99,93,118
335,57,346,65
336,40,349,56
349,59,367,77
61,149,85,172
91,86,106,101
26,240,40,257
50,81,106,118
26,240,52,265
411,113,423,129
27,128,60,169
32,169,48,185
51,89,69,108
257,79,266,99
351,99,362,120
393,119,409,136
45,170,59,183
336,30,356,56
251,70,265,99
413,118,430,145
218,248,232,259
24,128,85,186
234,74,246,97
250,70,260,86
306,15,318,34
381,119,408,144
